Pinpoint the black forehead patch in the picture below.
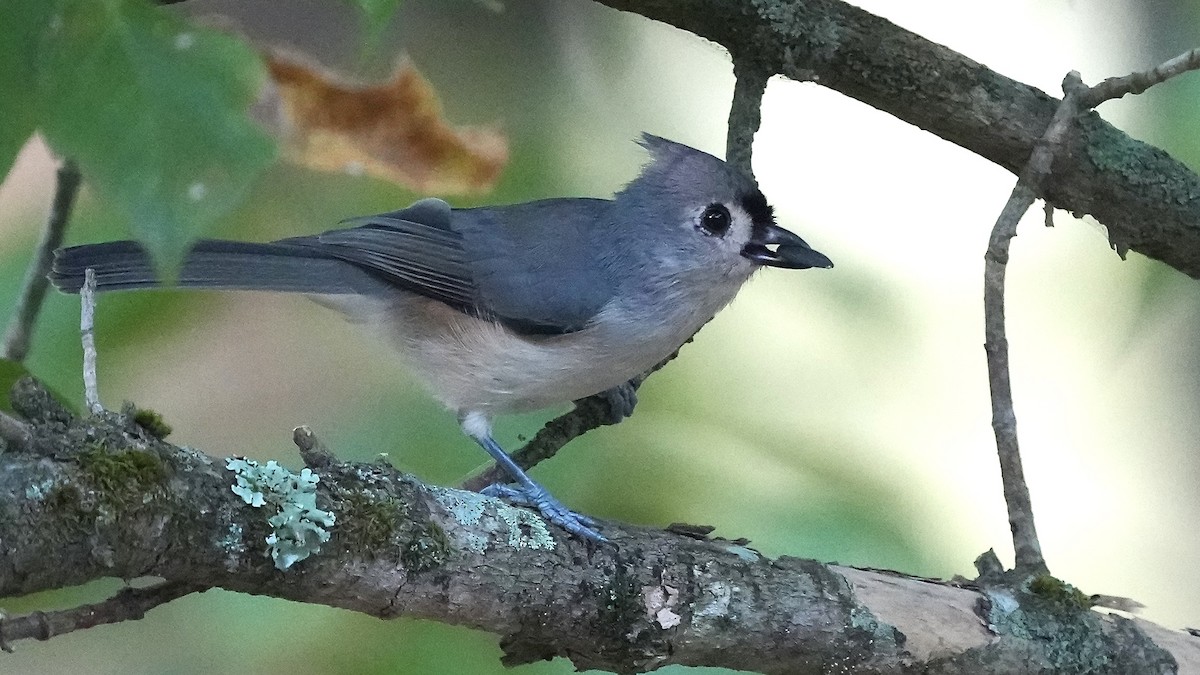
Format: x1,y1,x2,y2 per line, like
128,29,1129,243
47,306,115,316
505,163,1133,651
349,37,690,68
740,190,775,224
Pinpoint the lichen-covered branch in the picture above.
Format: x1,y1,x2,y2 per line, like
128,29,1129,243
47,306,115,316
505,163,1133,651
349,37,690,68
594,0,1200,279
2,378,1197,672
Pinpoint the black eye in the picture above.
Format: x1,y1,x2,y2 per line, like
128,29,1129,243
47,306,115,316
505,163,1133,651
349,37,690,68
699,204,731,237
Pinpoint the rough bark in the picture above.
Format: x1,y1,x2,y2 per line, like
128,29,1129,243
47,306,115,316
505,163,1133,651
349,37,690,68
2,380,1198,673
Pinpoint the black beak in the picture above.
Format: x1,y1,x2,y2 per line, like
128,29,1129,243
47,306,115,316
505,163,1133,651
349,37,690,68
741,223,833,269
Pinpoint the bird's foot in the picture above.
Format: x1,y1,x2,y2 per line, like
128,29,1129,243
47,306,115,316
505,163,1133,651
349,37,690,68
482,482,607,543
595,380,638,424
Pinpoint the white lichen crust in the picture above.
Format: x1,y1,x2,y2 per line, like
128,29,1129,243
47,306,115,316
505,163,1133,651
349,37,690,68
432,488,556,552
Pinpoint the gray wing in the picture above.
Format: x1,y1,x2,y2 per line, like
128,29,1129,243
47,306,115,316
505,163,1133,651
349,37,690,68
451,198,617,335
287,197,617,335
286,198,477,311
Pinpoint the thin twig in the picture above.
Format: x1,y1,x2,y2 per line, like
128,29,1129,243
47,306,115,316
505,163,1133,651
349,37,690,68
983,73,1087,573
0,411,32,451
1,159,82,363
81,269,102,415
1083,46,1200,108
0,581,201,651
463,62,771,491
983,184,1041,572
984,50,1200,571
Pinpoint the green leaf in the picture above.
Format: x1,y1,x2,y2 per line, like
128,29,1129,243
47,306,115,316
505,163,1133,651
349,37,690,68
38,0,276,270
0,0,62,181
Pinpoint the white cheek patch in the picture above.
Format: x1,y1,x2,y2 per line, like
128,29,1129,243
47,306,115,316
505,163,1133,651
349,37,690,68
728,209,756,249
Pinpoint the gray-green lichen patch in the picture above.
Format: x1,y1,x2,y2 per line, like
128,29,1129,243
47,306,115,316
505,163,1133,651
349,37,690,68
431,488,555,552
1084,117,1200,201
226,457,335,570
977,579,1174,672
689,560,738,632
24,478,56,501
495,503,554,549
724,544,761,562
219,519,246,572
694,579,734,619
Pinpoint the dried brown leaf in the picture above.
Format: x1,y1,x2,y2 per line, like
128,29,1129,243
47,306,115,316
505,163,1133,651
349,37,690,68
261,54,507,194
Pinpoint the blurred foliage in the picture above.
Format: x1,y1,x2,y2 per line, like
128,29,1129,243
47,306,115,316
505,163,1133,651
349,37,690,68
0,0,49,180
344,0,403,44
0,0,275,270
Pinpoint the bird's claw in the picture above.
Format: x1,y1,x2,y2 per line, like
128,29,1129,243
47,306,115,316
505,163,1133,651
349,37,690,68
482,482,606,542
596,380,638,424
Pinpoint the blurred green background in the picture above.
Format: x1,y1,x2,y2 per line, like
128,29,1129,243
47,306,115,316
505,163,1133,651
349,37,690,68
3,0,1200,672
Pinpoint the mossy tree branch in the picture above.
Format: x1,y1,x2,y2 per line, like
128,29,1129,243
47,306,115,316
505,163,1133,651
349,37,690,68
1,379,1197,672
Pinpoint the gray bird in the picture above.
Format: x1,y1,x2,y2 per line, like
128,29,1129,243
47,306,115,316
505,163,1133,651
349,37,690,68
50,134,832,543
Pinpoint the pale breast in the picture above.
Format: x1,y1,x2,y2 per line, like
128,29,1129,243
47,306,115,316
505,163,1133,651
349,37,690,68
369,284,735,416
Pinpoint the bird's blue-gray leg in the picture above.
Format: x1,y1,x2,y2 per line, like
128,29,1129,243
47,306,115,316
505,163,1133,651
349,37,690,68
461,413,606,543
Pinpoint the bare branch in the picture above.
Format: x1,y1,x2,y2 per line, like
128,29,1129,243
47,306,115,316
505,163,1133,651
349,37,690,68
80,269,102,415
1083,46,1200,108
293,425,337,470
1,159,81,363
0,582,201,651
982,182,1042,572
983,73,1088,573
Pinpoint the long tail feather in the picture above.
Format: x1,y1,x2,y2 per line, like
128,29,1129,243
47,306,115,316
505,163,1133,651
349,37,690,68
50,240,389,296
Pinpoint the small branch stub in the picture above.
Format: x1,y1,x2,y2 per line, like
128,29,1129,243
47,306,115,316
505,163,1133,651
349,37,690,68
293,425,336,470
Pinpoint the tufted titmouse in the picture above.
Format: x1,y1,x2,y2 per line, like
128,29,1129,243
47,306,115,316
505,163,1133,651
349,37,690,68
50,134,832,543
